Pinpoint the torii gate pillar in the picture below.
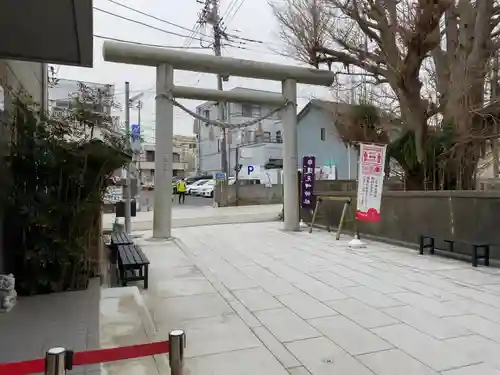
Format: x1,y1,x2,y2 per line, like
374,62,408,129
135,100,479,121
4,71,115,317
154,64,174,238
103,42,335,238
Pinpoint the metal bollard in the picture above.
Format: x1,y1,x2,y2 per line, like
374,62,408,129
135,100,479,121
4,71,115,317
169,330,186,375
45,347,67,375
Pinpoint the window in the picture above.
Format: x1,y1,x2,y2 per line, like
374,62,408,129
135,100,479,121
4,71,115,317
217,139,220,152
146,150,155,162
0,85,5,112
263,131,271,142
320,127,326,141
173,153,180,162
203,109,210,126
55,100,70,109
0,85,4,112
241,130,249,144
242,103,261,117
276,130,283,143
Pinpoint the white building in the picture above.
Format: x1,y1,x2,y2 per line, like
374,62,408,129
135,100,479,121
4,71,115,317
193,87,283,177
49,78,118,138
49,78,114,113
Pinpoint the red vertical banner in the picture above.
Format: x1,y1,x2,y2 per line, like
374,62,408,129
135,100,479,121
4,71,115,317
355,143,387,222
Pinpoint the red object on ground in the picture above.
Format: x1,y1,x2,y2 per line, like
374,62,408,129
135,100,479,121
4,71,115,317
0,341,170,375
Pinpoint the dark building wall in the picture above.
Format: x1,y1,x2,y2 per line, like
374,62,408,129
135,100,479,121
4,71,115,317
0,60,47,273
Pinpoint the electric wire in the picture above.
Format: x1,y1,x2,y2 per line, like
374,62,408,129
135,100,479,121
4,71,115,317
94,34,209,49
94,7,204,41
224,0,246,25
104,0,213,39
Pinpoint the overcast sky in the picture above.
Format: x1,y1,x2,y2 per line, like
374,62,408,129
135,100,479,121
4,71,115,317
56,0,336,142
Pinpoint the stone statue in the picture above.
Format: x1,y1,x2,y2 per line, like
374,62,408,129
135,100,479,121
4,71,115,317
0,273,16,312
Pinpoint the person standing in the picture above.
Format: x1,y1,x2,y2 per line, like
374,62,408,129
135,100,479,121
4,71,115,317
176,178,187,204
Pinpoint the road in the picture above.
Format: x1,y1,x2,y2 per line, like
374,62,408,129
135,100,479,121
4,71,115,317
138,189,213,211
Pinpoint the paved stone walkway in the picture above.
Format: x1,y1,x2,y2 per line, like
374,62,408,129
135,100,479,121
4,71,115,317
103,204,281,231
136,222,500,375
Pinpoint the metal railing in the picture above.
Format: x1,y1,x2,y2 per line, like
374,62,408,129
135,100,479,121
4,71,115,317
42,330,185,375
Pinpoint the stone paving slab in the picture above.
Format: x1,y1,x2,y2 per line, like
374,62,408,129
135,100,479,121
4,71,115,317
133,221,500,375
99,286,168,375
0,279,100,375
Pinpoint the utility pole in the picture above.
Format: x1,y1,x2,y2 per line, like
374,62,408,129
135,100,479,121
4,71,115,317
204,0,228,178
124,82,132,233
491,52,499,179
136,100,142,209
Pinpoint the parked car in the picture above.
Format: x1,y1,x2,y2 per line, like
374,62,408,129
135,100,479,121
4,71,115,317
186,175,213,185
187,179,209,195
199,180,216,198
190,180,210,196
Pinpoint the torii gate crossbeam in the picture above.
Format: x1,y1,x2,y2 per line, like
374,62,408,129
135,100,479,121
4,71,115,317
103,41,335,238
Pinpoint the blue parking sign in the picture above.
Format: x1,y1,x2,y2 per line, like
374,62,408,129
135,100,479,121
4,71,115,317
131,124,140,142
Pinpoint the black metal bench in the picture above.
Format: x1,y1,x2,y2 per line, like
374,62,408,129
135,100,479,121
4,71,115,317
419,235,490,267
117,244,150,289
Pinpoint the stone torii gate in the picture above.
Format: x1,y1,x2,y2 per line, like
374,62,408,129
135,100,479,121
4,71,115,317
103,41,335,238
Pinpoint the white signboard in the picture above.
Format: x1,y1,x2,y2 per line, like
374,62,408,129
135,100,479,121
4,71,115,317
317,165,336,180
238,165,261,180
104,186,123,204
356,143,387,222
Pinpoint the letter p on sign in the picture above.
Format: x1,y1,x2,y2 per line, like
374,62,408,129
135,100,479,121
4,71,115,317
247,165,254,175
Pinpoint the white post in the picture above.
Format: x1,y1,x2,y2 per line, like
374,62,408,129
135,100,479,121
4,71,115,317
282,79,300,231
347,143,351,180
153,64,174,238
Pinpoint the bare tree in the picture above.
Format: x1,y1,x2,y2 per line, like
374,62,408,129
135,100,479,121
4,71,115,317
272,0,500,189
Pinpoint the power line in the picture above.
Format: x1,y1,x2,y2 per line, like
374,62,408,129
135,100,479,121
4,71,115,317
184,23,202,48
96,2,263,50
94,34,209,49
221,0,239,21
103,0,213,40
224,0,246,25
102,0,210,49
94,7,205,41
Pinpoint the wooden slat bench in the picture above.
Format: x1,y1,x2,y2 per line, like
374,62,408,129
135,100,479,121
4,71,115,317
111,231,133,246
117,244,150,289
109,232,134,265
419,234,490,267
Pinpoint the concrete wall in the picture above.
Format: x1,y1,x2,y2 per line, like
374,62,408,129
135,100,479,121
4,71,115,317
0,59,45,274
297,106,358,178
215,184,283,206
301,188,500,259
0,60,44,106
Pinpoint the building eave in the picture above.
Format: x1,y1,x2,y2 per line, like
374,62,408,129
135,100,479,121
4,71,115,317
0,0,93,67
